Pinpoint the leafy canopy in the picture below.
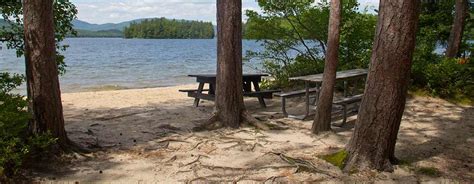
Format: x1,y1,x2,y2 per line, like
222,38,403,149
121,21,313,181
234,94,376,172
124,18,214,39
244,0,376,88
0,0,78,74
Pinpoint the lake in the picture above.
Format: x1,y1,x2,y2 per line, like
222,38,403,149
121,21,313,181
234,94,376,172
0,38,263,93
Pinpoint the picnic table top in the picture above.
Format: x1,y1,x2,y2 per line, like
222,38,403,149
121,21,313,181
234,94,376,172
289,69,368,82
188,73,269,78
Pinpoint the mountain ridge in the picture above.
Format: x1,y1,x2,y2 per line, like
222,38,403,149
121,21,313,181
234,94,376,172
72,19,147,31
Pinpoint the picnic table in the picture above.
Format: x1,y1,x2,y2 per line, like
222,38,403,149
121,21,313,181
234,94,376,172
283,68,368,119
179,74,280,108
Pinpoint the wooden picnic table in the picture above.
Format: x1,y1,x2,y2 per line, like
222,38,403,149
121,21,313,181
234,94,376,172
287,68,368,119
180,73,280,108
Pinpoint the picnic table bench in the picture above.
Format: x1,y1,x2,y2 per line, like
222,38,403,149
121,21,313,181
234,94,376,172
179,74,280,108
278,69,368,121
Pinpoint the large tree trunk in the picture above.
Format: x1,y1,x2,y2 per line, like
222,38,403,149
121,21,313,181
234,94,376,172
344,0,421,172
215,0,244,128
446,0,468,58
312,0,342,134
23,0,68,146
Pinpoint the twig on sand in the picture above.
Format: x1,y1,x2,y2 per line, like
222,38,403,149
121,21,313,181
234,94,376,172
205,147,218,154
175,169,193,175
165,155,177,163
250,142,263,151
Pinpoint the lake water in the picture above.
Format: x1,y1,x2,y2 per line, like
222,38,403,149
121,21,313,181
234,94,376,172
0,38,263,93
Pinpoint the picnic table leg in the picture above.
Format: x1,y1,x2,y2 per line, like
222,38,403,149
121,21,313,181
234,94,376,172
243,81,252,92
252,81,266,108
281,97,288,117
315,83,320,105
209,83,215,95
343,80,348,97
304,81,311,118
194,82,205,107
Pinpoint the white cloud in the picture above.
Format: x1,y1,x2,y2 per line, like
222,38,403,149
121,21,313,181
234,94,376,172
71,0,379,24
72,0,260,24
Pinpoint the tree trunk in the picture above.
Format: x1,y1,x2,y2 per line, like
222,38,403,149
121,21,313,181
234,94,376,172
344,0,421,172
23,0,68,146
215,0,244,128
446,0,468,58
312,0,342,134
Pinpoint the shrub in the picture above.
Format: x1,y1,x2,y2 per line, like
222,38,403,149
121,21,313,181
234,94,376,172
423,58,473,100
0,73,57,178
245,1,375,90
259,56,325,89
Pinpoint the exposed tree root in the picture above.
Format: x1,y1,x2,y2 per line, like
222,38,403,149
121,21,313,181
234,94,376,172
188,140,210,151
270,152,337,177
264,175,287,183
195,110,288,132
182,154,209,167
242,111,271,130
184,174,247,184
192,113,224,131
156,138,190,144
199,164,295,172
62,138,94,154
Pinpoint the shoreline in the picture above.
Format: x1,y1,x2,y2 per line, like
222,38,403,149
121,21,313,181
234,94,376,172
61,83,197,94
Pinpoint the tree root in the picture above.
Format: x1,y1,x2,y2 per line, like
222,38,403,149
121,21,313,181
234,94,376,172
62,138,94,154
156,138,190,144
182,154,209,167
188,140,210,151
270,152,337,177
242,111,271,130
264,175,287,183
199,164,294,172
192,113,224,131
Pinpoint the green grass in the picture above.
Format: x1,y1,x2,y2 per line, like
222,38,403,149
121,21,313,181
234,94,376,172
320,150,348,170
416,167,441,177
408,88,473,106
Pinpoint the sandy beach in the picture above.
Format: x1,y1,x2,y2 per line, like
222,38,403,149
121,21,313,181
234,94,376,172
27,84,473,183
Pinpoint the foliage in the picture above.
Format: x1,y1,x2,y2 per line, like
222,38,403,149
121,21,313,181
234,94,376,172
124,18,214,39
424,57,473,99
73,29,124,38
320,149,348,169
244,0,376,89
411,1,473,102
0,1,74,178
416,167,441,177
0,73,57,178
0,0,78,75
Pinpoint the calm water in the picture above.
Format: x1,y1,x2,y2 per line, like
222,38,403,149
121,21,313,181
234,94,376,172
0,38,263,93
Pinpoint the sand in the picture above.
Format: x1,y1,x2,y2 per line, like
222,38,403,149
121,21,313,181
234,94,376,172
27,84,473,183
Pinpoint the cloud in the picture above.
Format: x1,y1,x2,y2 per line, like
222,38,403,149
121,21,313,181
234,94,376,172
71,0,379,24
72,0,260,24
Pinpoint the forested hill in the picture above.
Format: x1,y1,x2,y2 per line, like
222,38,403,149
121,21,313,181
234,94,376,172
124,18,214,39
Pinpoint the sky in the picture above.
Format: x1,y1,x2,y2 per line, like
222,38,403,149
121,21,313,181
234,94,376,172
71,0,379,24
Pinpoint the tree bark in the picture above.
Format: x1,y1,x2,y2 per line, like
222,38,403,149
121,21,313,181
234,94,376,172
312,0,342,134
215,0,245,128
344,0,421,172
446,0,468,58
23,0,68,146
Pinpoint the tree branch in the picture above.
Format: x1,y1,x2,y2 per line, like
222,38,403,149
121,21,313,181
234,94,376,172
283,14,319,62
